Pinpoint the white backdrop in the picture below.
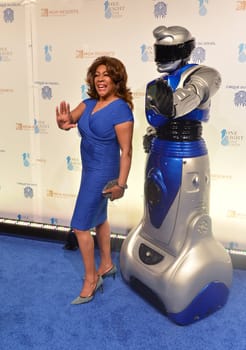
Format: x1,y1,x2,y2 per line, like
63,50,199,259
0,0,246,250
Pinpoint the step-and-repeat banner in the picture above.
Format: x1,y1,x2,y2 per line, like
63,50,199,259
0,0,246,250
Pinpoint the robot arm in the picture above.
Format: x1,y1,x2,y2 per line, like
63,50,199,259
146,66,221,119
174,66,222,117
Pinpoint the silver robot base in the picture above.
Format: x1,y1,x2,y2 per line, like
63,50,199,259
120,216,232,326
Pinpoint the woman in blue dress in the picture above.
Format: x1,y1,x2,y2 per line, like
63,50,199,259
56,56,134,304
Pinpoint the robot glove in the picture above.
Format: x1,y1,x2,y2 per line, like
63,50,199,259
143,126,157,153
147,79,175,118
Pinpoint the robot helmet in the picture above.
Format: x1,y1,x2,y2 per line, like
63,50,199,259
153,26,195,72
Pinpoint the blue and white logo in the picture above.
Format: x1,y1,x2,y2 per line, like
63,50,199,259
3,8,14,23
140,44,154,62
22,152,30,167
220,129,243,146
50,217,58,225
191,47,206,63
198,0,208,16
66,156,74,171
154,2,167,18
104,0,112,18
238,43,246,63
234,90,246,106
42,85,52,99
44,45,52,62
34,119,40,133
81,84,88,100
104,0,125,19
220,129,229,146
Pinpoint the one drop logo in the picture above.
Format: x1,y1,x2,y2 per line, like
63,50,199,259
220,129,229,146
198,0,208,16
104,0,112,19
238,43,246,63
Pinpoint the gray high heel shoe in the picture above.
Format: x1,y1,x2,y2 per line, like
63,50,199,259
71,275,103,305
101,264,117,279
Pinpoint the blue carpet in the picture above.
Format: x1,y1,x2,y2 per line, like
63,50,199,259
0,234,245,350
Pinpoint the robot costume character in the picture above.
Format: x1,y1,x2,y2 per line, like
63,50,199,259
120,26,232,326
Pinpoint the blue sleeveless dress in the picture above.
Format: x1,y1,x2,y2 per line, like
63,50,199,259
70,98,134,231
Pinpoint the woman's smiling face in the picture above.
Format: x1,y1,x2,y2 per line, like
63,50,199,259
94,64,116,100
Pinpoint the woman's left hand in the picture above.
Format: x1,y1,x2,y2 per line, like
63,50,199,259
102,184,125,201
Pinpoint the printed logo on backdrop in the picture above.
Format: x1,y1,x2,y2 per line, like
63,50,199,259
198,0,208,16
17,214,30,221
40,8,79,17
104,1,126,19
46,189,76,200
236,1,246,10
226,84,246,109
0,88,13,94
24,186,34,198
234,90,246,106
66,156,81,171
238,43,246,62
42,85,52,99
50,217,58,225
44,45,52,62
17,182,37,199
191,47,206,64
191,42,215,64
0,47,13,62
34,119,49,134
21,152,46,167
220,129,243,147
16,119,49,134
75,49,115,60
140,44,154,62
227,210,246,220
35,81,57,101
227,240,239,250
3,7,14,23
153,1,167,18
22,152,30,167
81,84,89,100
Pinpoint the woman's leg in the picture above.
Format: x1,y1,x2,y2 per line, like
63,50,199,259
95,220,114,275
73,229,98,297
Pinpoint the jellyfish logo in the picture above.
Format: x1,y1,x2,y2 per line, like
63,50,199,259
4,8,14,23
42,85,52,100
191,47,206,64
24,186,33,198
154,2,167,18
234,90,246,106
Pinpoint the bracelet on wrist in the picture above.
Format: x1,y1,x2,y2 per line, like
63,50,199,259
117,183,128,190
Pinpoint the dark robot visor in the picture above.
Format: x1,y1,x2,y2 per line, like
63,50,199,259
154,39,195,63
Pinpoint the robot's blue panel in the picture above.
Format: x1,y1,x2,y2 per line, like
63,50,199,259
152,139,207,158
146,157,182,228
168,281,230,326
